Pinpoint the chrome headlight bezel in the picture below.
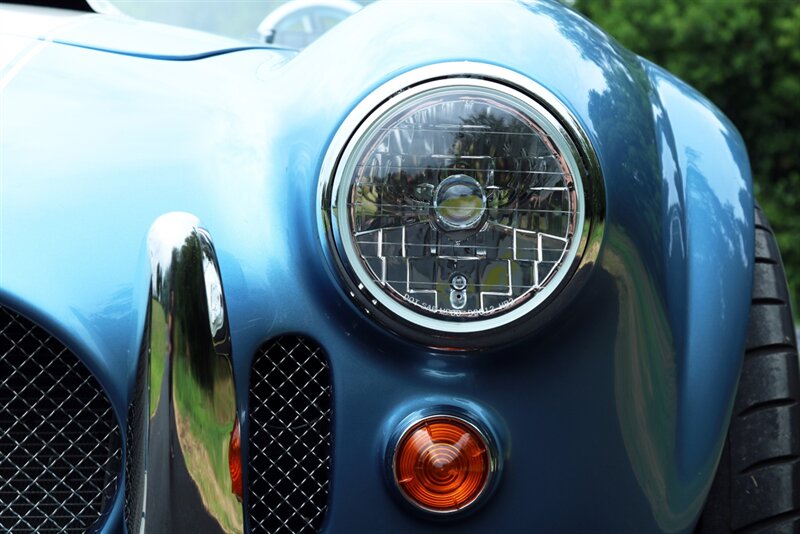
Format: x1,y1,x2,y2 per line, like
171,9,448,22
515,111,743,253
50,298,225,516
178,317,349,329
319,63,604,347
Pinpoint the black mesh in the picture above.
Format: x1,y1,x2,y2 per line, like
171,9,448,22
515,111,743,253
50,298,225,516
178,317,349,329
0,306,121,532
124,335,148,534
249,336,332,533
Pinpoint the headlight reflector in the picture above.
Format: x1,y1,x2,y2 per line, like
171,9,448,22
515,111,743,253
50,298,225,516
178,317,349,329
323,70,590,336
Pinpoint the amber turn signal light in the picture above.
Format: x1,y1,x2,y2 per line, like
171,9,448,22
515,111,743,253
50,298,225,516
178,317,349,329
229,416,243,502
393,415,493,513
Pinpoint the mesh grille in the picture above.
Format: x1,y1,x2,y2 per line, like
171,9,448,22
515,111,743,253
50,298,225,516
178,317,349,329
124,338,148,534
249,336,332,533
0,306,121,532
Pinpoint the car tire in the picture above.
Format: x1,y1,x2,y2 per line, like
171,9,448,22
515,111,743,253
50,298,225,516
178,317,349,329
697,203,800,533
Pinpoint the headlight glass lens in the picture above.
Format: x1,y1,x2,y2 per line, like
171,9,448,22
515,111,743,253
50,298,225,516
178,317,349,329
330,80,585,332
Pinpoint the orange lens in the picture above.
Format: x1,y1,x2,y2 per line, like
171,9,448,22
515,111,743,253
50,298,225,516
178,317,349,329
229,417,243,502
394,416,491,512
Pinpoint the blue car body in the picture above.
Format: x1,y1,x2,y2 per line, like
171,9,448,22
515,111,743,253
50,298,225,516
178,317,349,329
0,0,753,532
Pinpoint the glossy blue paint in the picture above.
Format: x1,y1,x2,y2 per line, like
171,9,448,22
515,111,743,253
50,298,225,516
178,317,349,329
0,3,274,59
0,0,753,532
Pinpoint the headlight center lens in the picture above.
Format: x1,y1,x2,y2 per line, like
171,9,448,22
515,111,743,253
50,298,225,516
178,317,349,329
433,174,486,232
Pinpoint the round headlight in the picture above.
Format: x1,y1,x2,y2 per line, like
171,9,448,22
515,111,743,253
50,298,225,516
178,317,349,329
321,65,599,340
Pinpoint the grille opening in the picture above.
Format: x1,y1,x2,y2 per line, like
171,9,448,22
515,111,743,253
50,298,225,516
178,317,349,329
124,330,148,534
249,336,332,533
0,305,121,532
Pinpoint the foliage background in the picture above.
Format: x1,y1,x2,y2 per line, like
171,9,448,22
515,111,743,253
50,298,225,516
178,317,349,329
572,0,800,315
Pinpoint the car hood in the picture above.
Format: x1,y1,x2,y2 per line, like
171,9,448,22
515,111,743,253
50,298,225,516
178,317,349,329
0,3,280,60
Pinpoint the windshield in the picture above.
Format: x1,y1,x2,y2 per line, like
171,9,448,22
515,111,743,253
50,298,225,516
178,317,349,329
91,0,374,48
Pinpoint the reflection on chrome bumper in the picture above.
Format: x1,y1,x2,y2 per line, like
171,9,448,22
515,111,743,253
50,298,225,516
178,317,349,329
127,213,242,534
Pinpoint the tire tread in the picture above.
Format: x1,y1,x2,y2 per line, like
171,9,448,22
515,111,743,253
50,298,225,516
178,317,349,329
698,204,800,533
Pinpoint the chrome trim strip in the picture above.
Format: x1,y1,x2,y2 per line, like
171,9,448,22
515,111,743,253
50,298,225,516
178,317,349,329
128,213,242,534
319,62,605,341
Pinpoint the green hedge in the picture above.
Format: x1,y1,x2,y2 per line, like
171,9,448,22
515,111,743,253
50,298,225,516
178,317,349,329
574,0,800,313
